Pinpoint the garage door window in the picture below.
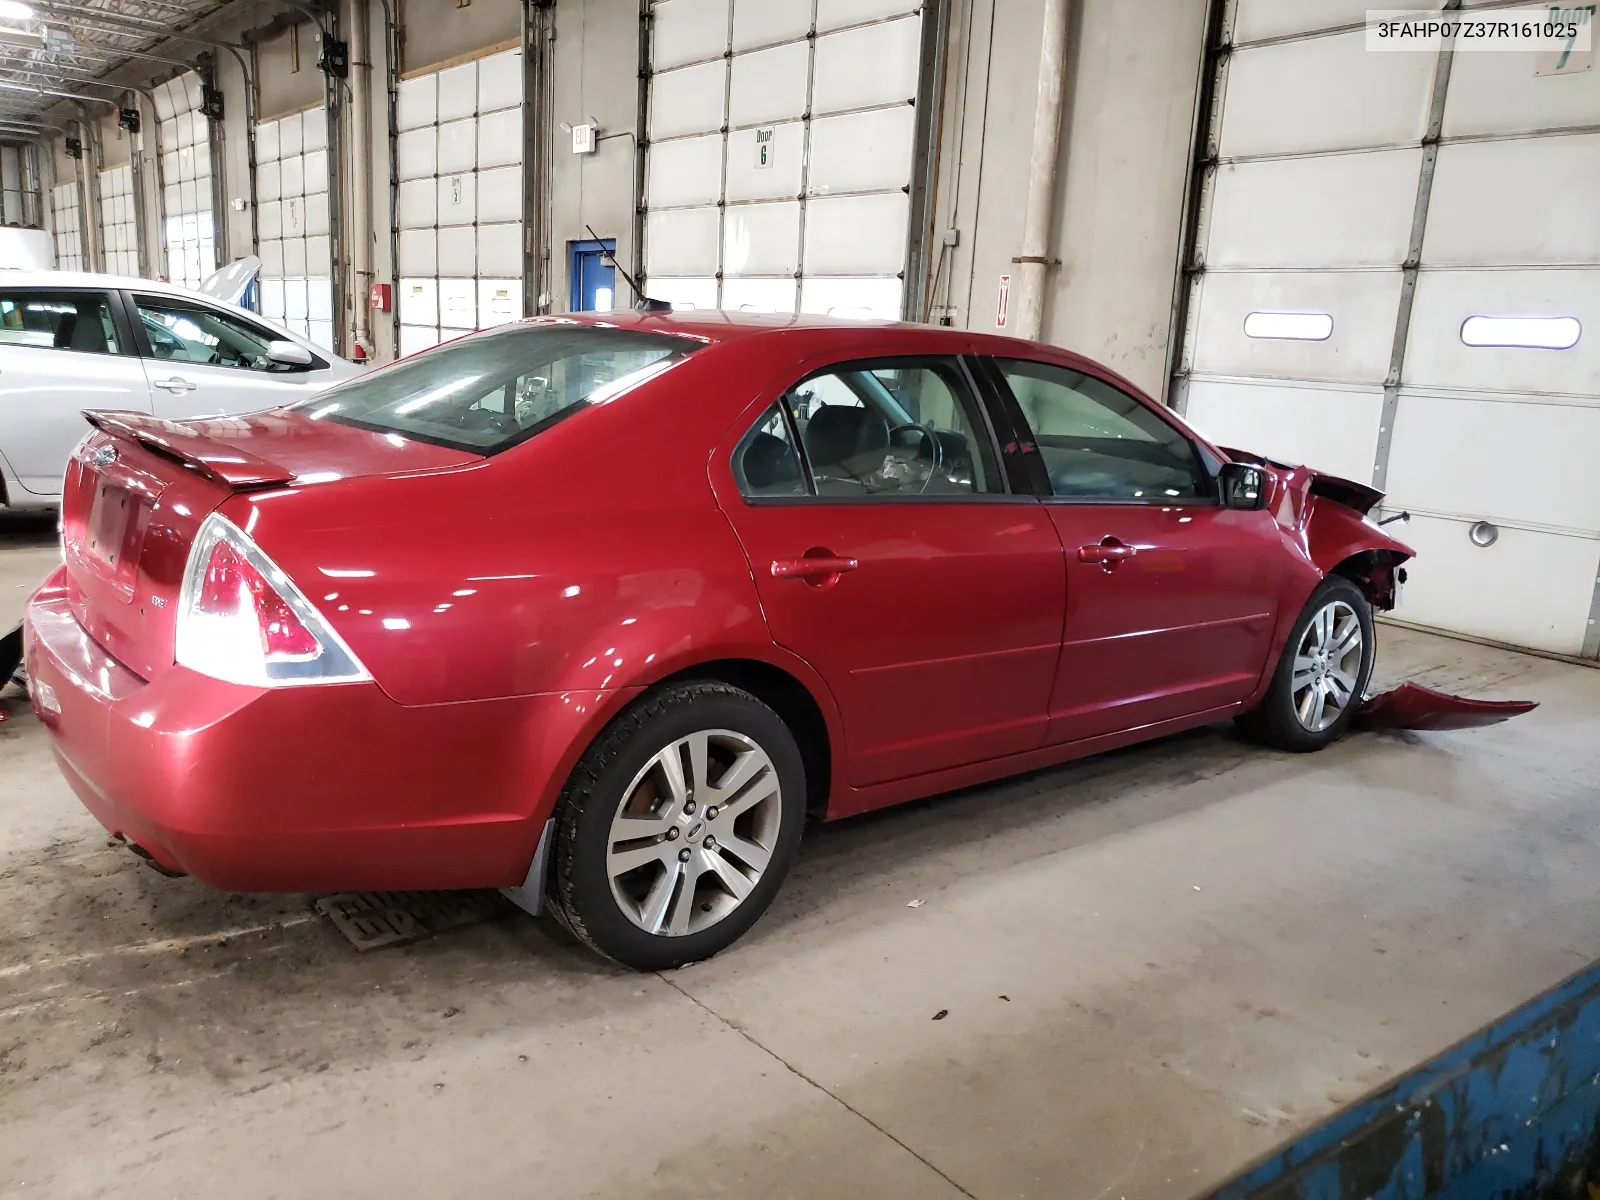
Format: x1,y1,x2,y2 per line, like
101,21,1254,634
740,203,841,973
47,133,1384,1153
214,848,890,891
997,359,1207,502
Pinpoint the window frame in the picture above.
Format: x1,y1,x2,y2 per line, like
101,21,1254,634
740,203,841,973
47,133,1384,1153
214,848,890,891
732,353,1023,507
0,286,138,358
121,290,330,373
976,355,1220,508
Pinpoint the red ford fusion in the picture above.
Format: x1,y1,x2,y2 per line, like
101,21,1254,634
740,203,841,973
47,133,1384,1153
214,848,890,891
24,313,1413,969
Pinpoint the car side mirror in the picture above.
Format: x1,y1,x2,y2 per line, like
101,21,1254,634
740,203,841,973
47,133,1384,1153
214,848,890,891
266,340,314,369
1219,462,1268,510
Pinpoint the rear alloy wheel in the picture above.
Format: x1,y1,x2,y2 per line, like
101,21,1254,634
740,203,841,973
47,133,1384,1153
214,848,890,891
549,682,806,969
1239,576,1375,752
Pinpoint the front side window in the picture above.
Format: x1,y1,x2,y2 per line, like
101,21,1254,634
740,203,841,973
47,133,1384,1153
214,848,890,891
767,358,1002,498
133,296,297,372
997,359,1207,502
298,322,703,454
0,290,120,355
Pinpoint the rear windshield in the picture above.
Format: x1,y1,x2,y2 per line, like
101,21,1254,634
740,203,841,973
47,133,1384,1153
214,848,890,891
298,323,703,454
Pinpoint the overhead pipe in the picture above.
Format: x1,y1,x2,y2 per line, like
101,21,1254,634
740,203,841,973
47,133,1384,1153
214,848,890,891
1013,0,1071,342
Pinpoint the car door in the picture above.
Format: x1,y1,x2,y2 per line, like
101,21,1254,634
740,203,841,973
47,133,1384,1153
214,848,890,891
715,352,1066,789
125,291,338,420
983,356,1290,744
0,286,152,501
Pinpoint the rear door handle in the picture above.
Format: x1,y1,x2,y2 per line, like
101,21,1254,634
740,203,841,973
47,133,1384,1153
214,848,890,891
771,554,859,581
153,377,196,394
1078,539,1137,565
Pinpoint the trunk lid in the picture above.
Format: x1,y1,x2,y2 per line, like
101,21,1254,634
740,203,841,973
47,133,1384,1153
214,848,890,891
62,409,479,681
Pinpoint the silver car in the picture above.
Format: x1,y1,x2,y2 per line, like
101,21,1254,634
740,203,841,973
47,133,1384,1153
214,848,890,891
0,265,362,511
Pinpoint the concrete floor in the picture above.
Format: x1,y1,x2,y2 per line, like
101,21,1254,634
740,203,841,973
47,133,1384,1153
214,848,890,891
3,508,1599,1200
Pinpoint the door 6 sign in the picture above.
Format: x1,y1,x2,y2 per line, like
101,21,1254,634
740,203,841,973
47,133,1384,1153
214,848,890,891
755,127,775,169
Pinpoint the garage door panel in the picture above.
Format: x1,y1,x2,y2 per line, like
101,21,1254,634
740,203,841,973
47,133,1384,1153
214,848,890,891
398,228,436,276
1189,270,1401,384
438,118,477,174
258,199,283,240
476,165,521,224
397,128,435,180
652,61,728,140
729,42,809,127
808,107,916,195
1404,270,1599,395
654,0,731,70
478,279,522,327
1424,136,1600,266
1391,516,1599,656
812,17,920,115
1184,378,1383,484
1206,149,1420,269
279,114,303,158
477,223,521,271
437,224,476,276
397,74,436,131
1386,392,1600,532
440,278,476,331
802,192,908,275
1443,48,1600,138
401,278,439,326
733,0,809,49
816,0,918,32
1220,34,1434,158
723,277,798,313
647,136,725,207
799,276,902,319
305,192,330,237
438,63,478,123
1233,0,1443,43
302,107,327,152
437,173,476,226
398,178,436,227
724,201,801,275
646,277,720,310
725,122,805,201
478,48,521,112
280,153,305,198
645,207,721,275
400,325,440,357
477,108,522,169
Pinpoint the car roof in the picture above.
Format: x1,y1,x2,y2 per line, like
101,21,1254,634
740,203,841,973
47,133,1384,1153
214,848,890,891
0,270,214,302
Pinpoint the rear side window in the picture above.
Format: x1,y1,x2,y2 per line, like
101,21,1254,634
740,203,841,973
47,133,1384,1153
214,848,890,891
0,290,120,355
298,323,704,454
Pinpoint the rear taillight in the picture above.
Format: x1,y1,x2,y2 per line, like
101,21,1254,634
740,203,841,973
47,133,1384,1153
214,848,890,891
175,515,369,687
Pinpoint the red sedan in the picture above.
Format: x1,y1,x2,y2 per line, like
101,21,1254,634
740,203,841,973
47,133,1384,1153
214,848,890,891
24,313,1412,969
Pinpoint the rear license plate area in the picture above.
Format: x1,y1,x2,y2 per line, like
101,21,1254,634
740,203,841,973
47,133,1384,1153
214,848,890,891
84,482,148,596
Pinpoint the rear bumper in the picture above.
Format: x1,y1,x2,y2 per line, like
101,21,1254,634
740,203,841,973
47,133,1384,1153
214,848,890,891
24,568,608,893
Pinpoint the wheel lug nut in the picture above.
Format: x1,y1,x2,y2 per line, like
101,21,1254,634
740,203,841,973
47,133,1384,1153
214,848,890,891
665,827,679,841
683,801,696,815
703,836,716,850
678,848,691,862
706,806,718,820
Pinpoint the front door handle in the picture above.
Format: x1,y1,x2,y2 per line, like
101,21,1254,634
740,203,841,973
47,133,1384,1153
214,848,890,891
1078,538,1137,566
771,553,859,581
153,377,197,394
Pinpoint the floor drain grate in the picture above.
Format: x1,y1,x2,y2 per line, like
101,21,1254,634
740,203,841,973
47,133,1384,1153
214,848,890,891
315,889,513,951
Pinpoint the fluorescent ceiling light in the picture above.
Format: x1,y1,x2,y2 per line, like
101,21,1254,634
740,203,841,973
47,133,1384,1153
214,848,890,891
0,2,34,21
0,24,44,46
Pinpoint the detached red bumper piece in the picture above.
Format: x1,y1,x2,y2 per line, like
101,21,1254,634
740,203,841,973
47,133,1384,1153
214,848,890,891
1355,682,1539,732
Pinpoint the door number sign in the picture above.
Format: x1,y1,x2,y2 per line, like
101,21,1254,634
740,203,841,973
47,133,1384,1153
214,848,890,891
755,127,774,169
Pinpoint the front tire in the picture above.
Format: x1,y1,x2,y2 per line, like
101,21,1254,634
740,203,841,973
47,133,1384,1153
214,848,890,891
1239,577,1375,752
547,681,807,970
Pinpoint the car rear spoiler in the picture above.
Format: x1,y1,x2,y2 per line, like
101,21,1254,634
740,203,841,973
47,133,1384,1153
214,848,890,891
82,411,297,490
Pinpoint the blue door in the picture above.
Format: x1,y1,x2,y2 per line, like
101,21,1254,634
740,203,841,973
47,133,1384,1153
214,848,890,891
570,240,617,312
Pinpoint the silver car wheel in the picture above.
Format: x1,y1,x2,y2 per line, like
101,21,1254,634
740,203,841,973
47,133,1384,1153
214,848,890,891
606,729,782,938
1291,599,1363,733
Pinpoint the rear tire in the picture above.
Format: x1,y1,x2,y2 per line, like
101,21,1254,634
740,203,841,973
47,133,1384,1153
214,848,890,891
1238,576,1375,752
547,681,806,970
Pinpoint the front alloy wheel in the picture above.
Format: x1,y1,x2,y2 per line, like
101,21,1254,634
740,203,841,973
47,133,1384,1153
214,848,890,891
549,681,806,970
1290,599,1364,732
1238,575,1375,752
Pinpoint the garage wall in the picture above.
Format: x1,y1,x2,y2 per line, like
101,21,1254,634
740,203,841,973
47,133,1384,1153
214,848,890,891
929,0,1209,396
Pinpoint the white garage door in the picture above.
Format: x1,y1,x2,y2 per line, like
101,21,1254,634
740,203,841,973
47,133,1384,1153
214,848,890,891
255,106,335,351
50,181,84,270
642,0,924,318
394,48,524,357
1175,0,1600,657
97,165,139,277
154,73,217,290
